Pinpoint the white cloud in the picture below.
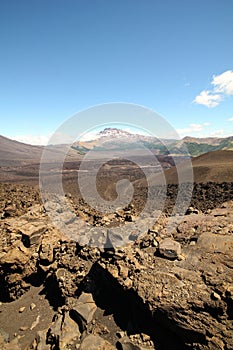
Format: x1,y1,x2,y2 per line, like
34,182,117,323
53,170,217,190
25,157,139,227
193,90,222,108
194,70,233,108
177,122,210,136
79,130,100,141
227,117,233,121
11,134,51,145
177,124,232,138
212,70,233,95
209,129,225,137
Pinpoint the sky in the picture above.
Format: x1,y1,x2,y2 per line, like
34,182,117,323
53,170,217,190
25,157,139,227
0,0,233,144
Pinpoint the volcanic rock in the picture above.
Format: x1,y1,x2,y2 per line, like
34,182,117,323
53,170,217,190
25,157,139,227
70,293,97,332
79,334,115,350
158,238,181,259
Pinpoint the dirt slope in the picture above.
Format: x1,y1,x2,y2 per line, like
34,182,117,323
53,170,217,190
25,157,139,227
0,135,43,166
142,150,233,185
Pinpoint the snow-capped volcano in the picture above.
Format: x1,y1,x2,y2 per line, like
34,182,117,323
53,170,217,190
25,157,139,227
73,127,165,154
80,127,148,142
98,127,132,138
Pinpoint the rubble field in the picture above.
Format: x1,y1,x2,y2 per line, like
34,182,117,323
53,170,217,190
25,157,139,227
0,182,232,350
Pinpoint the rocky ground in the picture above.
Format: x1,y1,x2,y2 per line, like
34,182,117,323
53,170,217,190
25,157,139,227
0,182,232,349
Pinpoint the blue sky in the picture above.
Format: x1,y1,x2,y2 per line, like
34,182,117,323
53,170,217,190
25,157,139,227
0,0,233,144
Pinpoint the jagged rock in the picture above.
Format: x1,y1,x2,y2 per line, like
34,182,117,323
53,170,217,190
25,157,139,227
39,242,54,265
70,293,97,332
32,329,50,350
1,183,233,350
60,312,81,348
79,334,115,350
47,312,81,349
20,222,46,247
159,238,181,259
47,314,62,346
0,241,30,266
103,203,233,349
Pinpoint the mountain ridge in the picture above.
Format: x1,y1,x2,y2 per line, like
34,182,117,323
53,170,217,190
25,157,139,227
1,131,233,164
73,128,233,156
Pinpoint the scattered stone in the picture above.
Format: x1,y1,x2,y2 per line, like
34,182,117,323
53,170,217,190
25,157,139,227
177,254,185,261
186,207,199,215
19,307,25,313
211,292,221,300
30,315,40,330
30,302,36,310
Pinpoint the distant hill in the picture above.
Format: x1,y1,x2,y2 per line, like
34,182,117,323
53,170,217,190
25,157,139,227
0,135,43,166
72,128,233,157
139,150,233,185
0,135,79,166
167,136,233,156
182,150,233,183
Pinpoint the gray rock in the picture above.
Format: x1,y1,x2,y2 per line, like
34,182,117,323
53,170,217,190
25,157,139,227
70,293,97,332
48,312,80,349
159,238,181,259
